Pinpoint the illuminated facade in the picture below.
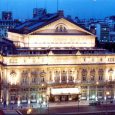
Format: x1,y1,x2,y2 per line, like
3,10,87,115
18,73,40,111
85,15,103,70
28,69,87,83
0,11,115,105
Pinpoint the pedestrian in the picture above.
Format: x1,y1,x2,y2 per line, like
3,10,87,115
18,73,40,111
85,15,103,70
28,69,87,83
3,100,6,108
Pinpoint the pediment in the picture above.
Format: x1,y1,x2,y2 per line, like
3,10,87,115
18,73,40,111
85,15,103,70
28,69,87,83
29,18,94,35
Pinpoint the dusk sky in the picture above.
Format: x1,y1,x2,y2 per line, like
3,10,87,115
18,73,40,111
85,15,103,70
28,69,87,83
0,0,115,20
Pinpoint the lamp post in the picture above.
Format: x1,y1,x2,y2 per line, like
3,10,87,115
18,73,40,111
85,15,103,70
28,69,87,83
27,71,31,114
77,94,81,112
46,95,49,114
39,95,42,114
78,95,79,112
108,69,113,102
96,82,99,101
28,74,30,108
106,91,110,114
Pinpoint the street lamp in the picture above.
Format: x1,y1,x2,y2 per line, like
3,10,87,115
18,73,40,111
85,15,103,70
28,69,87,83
27,71,31,113
27,108,32,114
96,82,99,101
46,95,49,114
92,95,96,100
77,94,81,112
38,95,43,114
106,91,110,114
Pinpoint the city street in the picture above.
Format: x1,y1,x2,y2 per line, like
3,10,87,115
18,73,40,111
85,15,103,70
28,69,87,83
1,102,115,114
18,102,115,115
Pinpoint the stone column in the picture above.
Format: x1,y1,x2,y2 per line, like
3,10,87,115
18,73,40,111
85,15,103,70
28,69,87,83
60,70,61,83
114,84,115,100
87,68,90,101
6,88,9,106
1,71,3,101
17,95,21,107
87,86,90,101
104,68,108,81
67,70,69,83
87,68,90,83
95,69,98,82
5,68,9,106
95,68,98,101
28,71,31,105
104,86,106,100
78,69,81,82
46,69,49,83
52,71,55,83
73,69,76,83
96,85,98,101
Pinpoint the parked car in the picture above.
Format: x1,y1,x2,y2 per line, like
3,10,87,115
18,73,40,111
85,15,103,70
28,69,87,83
89,101,100,106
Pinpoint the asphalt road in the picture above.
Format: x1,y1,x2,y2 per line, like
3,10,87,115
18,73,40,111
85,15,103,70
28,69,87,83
0,109,21,115
49,104,115,114
0,104,115,115
19,104,115,115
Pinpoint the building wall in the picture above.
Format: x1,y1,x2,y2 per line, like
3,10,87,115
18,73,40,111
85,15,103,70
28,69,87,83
8,33,95,48
8,18,95,48
1,54,115,103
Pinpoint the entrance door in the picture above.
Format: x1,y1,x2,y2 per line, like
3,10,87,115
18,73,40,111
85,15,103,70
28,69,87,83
60,95,68,101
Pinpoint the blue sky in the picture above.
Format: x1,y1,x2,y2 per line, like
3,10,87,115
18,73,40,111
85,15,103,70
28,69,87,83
0,0,115,20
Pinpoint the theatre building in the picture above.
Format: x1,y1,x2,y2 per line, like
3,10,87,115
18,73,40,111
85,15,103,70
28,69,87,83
0,11,115,105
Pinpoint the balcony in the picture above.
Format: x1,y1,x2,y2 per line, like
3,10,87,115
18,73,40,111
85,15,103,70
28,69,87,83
48,80,75,86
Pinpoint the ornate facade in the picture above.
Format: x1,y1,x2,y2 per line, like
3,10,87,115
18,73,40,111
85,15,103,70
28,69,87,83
0,11,115,105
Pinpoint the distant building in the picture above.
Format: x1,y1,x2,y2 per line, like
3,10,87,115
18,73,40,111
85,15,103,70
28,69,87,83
95,23,110,42
0,11,21,38
33,8,46,18
0,26,7,38
2,11,12,20
74,16,115,52
0,38,15,55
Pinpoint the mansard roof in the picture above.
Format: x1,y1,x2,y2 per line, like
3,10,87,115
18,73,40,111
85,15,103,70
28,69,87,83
9,11,93,35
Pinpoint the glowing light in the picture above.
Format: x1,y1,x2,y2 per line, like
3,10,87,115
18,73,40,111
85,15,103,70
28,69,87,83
17,100,20,107
8,71,19,85
27,108,32,114
39,97,42,103
43,101,46,106
28,99,30,105
42,84,45,87
106,91,110,95
51,88,80,95
92,95,96,99
96,82,99,85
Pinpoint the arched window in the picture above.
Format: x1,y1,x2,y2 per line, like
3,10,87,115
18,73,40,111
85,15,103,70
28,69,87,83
82,69,87,81
68,70,73,82
90,69,95,81
9,70,17,85
54,71,60,83
98,69,104,81
40,70,46,82
61,71,67,82
31,71,37,83
108,68,113,81
21,70,28,84
55,24,67,32
49,71,52,81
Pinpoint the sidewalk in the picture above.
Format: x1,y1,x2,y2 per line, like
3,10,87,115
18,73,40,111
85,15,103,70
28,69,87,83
2,110,20,115
49,101,89,108
0,100,115,110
